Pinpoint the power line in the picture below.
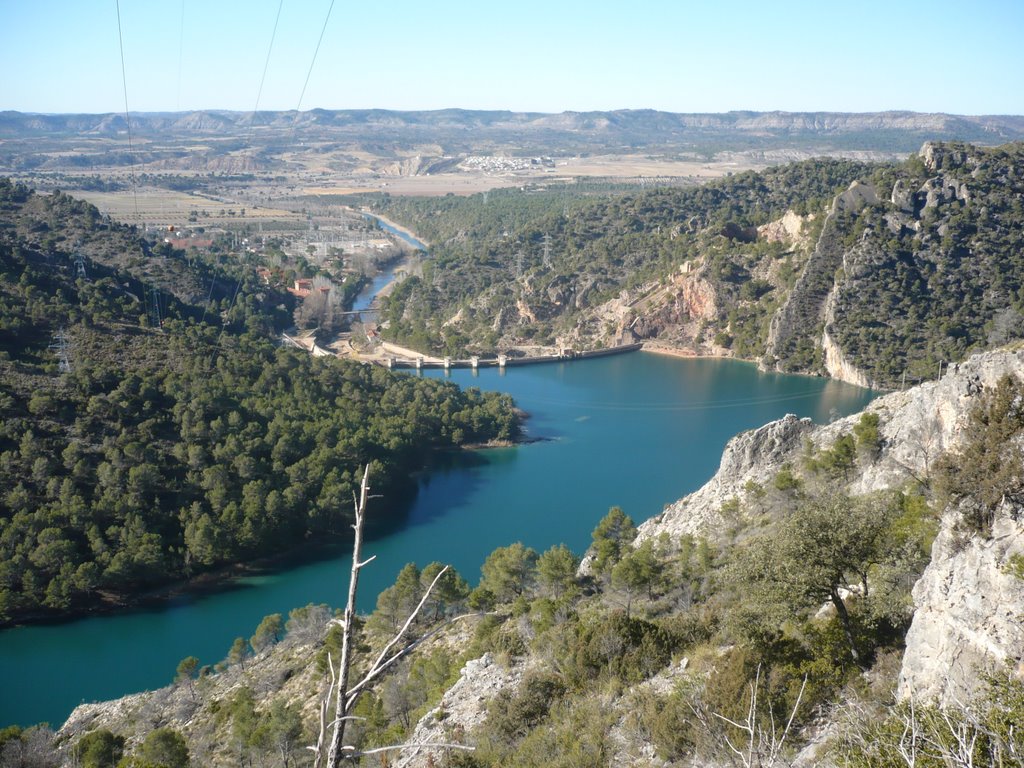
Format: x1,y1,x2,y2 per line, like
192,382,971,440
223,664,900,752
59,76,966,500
200,277,217,325
295,0,337,113
114,0,140,221
247,0,285,147
228,274,244,311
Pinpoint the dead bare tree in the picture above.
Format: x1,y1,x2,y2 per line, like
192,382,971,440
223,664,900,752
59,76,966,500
311,466,477,768
707,665,807,768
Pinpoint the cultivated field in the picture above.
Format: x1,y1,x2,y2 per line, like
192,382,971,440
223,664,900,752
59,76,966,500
73,187,305,227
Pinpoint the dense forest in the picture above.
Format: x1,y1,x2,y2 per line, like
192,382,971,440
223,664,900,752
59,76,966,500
827,143,1024,382
369,143,1024,388
369,159,870,354
0,180,519,622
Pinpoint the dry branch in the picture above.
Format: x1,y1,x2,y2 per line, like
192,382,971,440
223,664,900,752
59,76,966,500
311,465,476,768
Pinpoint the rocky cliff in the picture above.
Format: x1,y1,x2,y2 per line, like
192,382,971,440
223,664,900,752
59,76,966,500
641,347,1024,535
649,145,1023,387
898,513,1024,706
822,142,1024,387
557,264,722,352
638,347,1024,705
763,180,879,376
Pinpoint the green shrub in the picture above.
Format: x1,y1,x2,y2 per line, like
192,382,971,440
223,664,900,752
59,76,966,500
631,685,698,760
935,374,1024,535
568,611,676,686
853,412,881,458
487,670,567,743
773,463,801,492
73,729,125,768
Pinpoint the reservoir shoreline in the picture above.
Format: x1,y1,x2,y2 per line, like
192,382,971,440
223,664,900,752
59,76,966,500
0,353,877,728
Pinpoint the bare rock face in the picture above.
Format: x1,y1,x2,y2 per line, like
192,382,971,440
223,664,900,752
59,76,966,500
898,513,1024,705
822,278,874,389
637,413,815,541
396,653,524,768
637,346,1024,708
891,178,916,214
854,349,1024,496
821,327,872,389
562,267,721,352
832,180,879,215
757,210,810,245
677,273,718,322
641,348,1024,544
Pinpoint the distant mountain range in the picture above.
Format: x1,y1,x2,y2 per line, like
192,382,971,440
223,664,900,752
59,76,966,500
2,109,1023,154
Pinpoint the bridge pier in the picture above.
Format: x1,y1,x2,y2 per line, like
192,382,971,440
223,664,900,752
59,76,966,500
470,356,479,370
498,354,507,368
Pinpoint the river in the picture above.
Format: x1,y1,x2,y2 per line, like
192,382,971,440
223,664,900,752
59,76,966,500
366,213,429,252
350,214,427,313
0,351,875,728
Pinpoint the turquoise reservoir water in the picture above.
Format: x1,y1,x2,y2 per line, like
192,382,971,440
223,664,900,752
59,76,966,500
0,353,875,728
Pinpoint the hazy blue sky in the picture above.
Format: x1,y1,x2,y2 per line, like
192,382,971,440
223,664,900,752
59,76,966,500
2,0,1022,115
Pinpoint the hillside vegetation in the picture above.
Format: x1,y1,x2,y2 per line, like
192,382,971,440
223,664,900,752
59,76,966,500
826,142,1024,383
0,180,519,622
372,142,1024,388
371,159,867,352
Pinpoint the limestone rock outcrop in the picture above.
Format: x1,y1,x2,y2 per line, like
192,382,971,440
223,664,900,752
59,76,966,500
757,210,810,245
640,348,1024,541
821,326,872,389
637,413,816,541
898,513,1024,705
638,346,1024,705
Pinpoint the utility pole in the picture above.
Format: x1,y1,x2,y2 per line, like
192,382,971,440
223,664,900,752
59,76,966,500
74,251,88,279
49,329,72,373
148,286,163,331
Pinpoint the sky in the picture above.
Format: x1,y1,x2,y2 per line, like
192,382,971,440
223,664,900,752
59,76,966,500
1,0,1022,116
